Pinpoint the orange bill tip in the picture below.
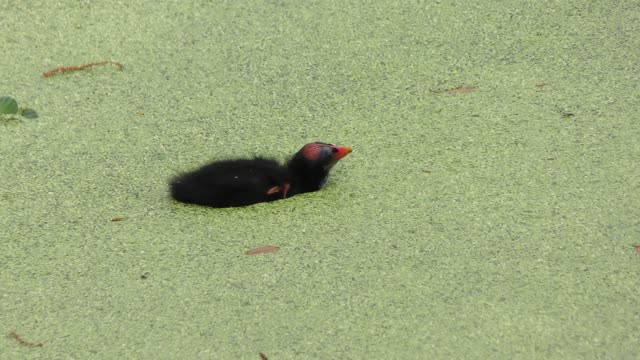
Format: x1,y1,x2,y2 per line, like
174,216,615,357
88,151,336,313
334,146,352,160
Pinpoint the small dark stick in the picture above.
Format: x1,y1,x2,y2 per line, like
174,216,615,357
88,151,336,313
42,61,124,77
259,353,269,360
8,331,43,347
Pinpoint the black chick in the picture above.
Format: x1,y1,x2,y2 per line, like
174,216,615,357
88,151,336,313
170,142,352,208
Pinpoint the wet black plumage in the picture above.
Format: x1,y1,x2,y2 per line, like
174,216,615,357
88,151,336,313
170,142,352,208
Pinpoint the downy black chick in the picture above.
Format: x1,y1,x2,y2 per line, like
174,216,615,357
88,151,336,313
170,142,352,208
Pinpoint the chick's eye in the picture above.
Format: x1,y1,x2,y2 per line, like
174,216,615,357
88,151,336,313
330,147,338,153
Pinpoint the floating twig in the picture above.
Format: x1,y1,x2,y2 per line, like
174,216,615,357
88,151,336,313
259,353,269,360
7,331,43,347
42,61,124,78
245,246,280,256
445,86,476,94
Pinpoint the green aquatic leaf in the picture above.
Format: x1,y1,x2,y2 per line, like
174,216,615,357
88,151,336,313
20,108,39,119
0,96,19,114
